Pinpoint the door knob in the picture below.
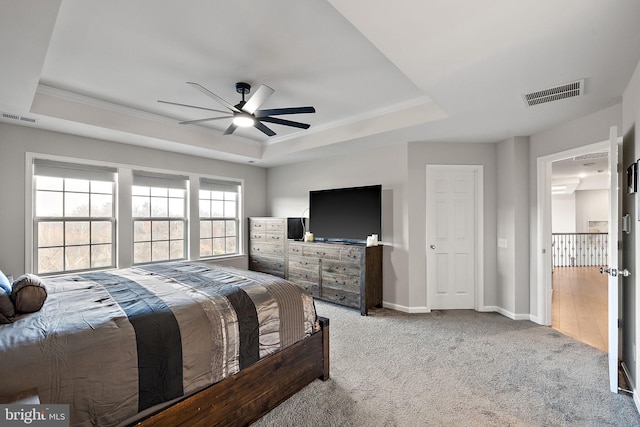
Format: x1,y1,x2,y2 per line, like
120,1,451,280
430,245,436,249
600,267,631,277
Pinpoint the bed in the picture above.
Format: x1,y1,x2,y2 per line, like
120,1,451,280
0,261,330,426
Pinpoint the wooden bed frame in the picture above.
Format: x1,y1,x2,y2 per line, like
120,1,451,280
134,316,330,427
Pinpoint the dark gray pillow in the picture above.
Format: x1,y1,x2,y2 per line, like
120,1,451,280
11,274,47,313
0,286,14,323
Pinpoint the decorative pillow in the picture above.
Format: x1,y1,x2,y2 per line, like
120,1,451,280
0,286,14,323
0,271,11,294
11,274,47,314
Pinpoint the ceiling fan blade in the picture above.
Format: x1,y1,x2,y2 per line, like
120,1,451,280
158,100,229,115
254,121,276,137
179,116,232,125
258,116,310,129
223,123,238,135
242,84,275,114
186,82,241,113
255,106,315,118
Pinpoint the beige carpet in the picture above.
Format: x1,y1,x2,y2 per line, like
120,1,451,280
253,301,640,426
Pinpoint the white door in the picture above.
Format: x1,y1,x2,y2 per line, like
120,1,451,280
426,166,477,309
605,126,621,393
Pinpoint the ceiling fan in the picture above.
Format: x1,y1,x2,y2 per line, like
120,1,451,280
158,81,315,137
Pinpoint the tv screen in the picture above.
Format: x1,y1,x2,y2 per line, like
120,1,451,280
309,185,381,242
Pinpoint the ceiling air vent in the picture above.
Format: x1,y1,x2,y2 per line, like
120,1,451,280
572,152,607,161
2,112,37,123
523,79,584,107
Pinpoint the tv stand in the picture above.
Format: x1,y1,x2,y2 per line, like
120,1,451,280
287,241,382,315
248,218,383,315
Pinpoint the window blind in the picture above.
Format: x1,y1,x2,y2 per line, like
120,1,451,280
33,159,117,182
200,178,240,193
133,171,188,189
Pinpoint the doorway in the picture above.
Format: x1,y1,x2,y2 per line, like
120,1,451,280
550,151,610,351
538,128,623,393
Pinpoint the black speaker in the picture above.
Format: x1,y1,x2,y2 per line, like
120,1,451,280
287,217,307,240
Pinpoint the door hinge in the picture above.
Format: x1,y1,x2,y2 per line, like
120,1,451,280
619,319,623,329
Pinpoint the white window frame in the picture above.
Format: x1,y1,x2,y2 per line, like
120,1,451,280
32,160,117,275
132,171,189,265
25,153,245,275
198,178,241,258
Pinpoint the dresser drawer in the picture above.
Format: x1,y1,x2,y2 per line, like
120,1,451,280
252,231,285,242
292,281,320,297
250,218,285,232
301,244,342,260
288,265,320,284
249,241,285,256
340,246,363,263
321,271,361,293
320,288,359,309
321,259,362,276
248,256,285,278
288,254,320,270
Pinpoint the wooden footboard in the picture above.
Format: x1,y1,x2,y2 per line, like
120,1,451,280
135,316,329,427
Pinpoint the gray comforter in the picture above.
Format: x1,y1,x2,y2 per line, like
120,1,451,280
0,262,317,426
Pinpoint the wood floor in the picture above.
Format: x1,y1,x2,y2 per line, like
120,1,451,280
552,266,608,352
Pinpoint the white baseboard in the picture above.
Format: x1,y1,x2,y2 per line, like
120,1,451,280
382,301,429,313
383,302,532,320
482,305,531,321
621,362,640,414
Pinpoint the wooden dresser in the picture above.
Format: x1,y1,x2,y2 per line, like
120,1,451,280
248,217,383,315
288,241,382,315
248,217,287,278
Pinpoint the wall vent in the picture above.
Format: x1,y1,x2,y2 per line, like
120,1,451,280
572,152,607,161
523,79,584,107
2,112,37,123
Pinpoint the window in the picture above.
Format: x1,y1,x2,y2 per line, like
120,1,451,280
132,172,188,264
33,160,116,274
30,155,244,273
199,179,240,257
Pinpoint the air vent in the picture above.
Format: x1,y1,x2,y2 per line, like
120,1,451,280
572,152,607,161
523,79,584,106
2,112,37,123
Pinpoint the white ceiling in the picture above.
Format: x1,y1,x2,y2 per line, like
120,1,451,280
2,1,640,167
552,151,609,193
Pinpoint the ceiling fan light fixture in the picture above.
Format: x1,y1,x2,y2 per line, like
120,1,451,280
232,114,255,127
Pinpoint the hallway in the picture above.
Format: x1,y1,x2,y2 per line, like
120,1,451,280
552,266,608,352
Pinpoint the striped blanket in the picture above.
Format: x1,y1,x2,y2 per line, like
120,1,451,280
0,262,318,426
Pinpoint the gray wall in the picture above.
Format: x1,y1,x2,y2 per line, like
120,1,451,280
0,122,268,276
622,58,640,394
267,143,410,307
575,190,609,233
496,136,530,317
407,142,498,311
268,141,499,312
528,103,623,319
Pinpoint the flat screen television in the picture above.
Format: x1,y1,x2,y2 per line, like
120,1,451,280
309,185,381,243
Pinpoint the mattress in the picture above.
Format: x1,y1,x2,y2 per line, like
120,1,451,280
0,262,318,426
